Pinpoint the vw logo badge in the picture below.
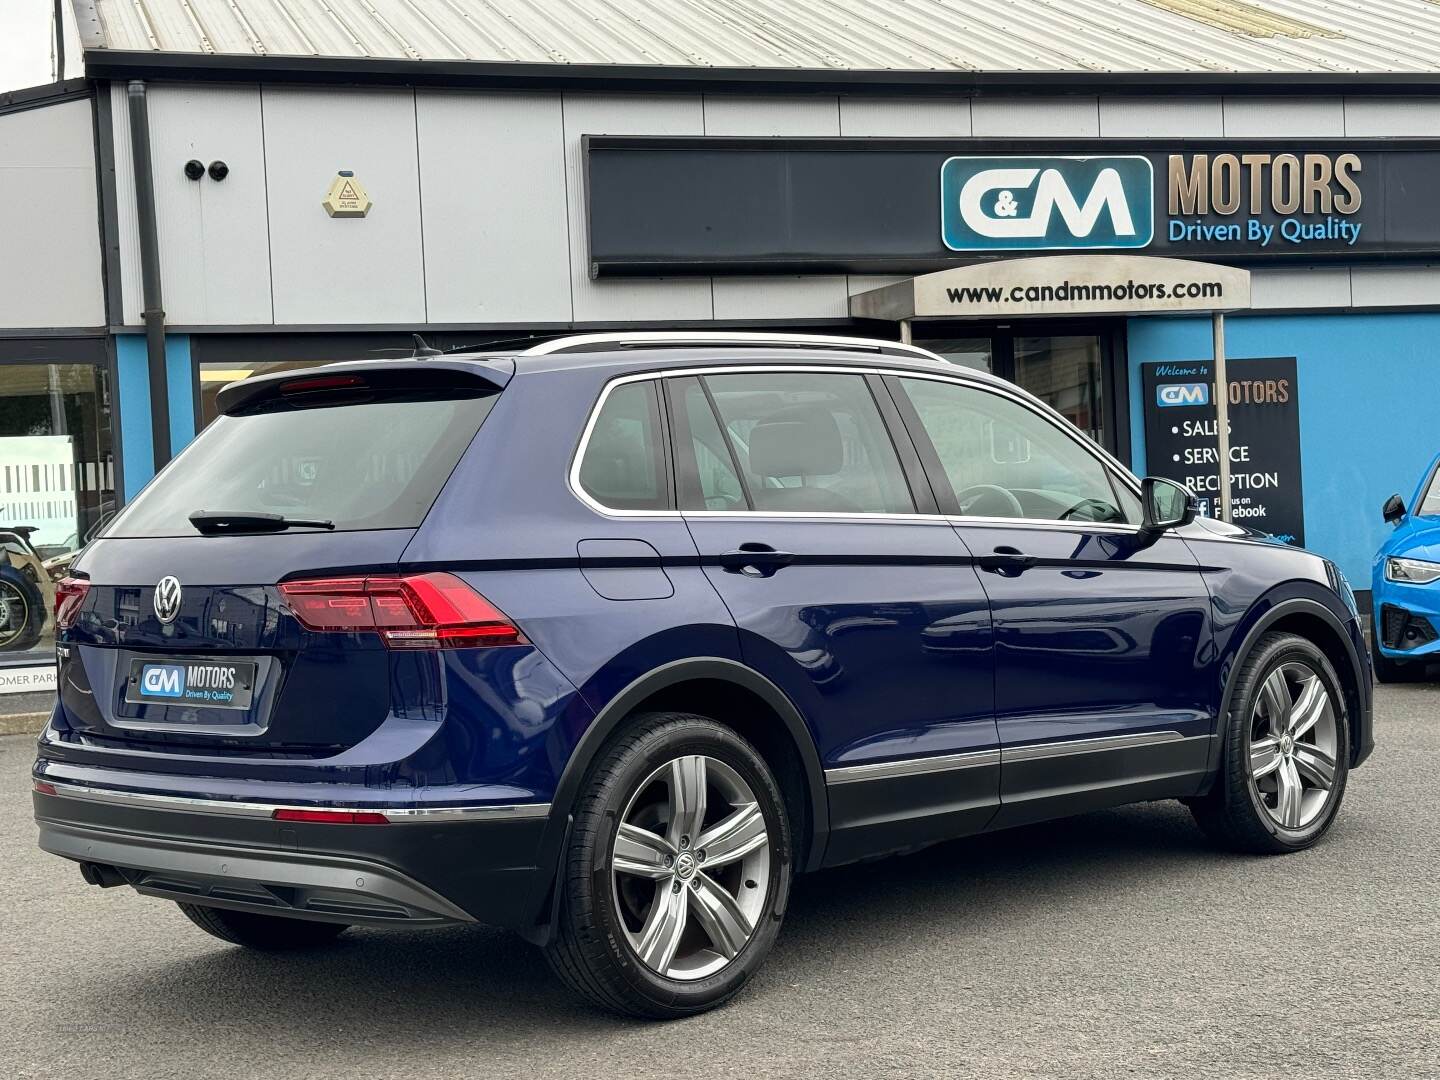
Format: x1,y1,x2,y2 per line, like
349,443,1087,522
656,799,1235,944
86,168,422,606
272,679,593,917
154,576,182,625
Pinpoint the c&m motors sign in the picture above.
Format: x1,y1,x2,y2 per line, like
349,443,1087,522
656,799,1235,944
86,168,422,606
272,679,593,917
584,137,1440,275
940,156,1154,252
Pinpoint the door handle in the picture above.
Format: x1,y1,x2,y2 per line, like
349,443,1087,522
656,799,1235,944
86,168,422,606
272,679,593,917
977,546,1038,576
718,543,795,578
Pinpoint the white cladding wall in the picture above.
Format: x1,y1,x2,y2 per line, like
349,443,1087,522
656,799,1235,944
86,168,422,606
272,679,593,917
113,87,1440,328
0,98,104,329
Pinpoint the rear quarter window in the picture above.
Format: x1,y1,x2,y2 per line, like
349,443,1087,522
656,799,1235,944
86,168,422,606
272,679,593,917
576,381,669,511
110,392,496,537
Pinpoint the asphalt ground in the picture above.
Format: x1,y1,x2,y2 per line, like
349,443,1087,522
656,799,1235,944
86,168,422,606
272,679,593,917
0,691,52,735
2,682,1436,1080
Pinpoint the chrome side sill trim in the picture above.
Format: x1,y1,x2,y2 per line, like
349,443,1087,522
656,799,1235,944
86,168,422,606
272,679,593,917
1003,730,1195,763
35,781,551,823
822,731,1206,785
825,748,1001,785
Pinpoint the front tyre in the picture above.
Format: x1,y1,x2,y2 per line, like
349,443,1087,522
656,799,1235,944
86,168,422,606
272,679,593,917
1190,632,1350,854
544,712,793,1019
177,903,350,950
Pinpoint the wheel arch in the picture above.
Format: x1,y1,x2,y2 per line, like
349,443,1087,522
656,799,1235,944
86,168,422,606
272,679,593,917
520,657,829,942
1209,594,1369,779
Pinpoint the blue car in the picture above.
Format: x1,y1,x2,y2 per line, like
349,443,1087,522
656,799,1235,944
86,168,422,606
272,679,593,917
32,333,1372,1018
1372,452,1440,681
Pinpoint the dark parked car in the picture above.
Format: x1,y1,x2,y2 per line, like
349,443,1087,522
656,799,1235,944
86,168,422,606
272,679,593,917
33,333,1373,1018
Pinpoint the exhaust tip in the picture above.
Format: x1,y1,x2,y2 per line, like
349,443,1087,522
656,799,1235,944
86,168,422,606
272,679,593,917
79,862,127,889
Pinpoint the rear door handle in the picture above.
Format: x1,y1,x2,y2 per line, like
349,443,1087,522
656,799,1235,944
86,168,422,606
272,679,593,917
718,543,795,577
977,546,1038,576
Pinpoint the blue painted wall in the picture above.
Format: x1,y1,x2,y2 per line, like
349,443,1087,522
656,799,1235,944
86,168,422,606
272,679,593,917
1128,312,1440,587
114,334,195,501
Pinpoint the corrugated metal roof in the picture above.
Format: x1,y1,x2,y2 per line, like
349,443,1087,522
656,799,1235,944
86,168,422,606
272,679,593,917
73,0,1440,74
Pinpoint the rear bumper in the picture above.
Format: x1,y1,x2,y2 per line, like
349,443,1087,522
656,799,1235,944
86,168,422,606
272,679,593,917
33,782,553,931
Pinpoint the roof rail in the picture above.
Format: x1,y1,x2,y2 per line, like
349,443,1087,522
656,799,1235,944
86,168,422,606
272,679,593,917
522,331,942,362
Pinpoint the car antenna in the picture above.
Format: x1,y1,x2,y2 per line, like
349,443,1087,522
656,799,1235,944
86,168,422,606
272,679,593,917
411,333,442,358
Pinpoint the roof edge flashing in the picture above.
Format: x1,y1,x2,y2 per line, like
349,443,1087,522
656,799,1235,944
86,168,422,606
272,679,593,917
77,49,1440,96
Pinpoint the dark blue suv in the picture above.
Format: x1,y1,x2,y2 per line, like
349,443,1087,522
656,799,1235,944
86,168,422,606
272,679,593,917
33,333,1372,1018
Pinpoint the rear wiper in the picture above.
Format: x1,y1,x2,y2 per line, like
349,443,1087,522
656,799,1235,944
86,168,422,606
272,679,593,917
188,511,335,535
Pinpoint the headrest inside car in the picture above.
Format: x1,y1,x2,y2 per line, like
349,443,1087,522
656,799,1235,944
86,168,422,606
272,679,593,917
747,406,844,478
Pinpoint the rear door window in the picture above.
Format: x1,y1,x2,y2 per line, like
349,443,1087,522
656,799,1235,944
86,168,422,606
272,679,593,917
695,371,915,515
110,392,496,537
668,377,746,511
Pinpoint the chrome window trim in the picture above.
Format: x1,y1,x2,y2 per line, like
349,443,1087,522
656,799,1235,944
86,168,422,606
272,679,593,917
826,747,1000,785
35,781,551,823
823,731,1207,785
569,364,1144,523
1003,729,1198,763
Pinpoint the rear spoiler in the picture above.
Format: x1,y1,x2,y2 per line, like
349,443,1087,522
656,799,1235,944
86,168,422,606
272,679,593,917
216,359,514,416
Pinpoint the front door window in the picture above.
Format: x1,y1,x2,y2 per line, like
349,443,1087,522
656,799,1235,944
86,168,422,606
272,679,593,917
912,328,1114,451
894,377,1132,524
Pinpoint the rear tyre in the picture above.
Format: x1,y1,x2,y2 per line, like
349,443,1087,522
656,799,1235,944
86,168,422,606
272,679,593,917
0,565,44,653
1190,632,1350,854
544,711,793,1019
1371,634,1420,683
177,903,350,950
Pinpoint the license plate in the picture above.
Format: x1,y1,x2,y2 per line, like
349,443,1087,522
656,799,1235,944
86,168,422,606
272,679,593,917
125,658,257,710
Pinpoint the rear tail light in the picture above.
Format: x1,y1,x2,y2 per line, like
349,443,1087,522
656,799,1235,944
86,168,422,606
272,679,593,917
33,780,57,796
54,577,90,630
278,572,526,649
273,807,389,825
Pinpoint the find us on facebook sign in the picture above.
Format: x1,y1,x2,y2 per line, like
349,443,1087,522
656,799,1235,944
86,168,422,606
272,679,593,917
940,156,1155,252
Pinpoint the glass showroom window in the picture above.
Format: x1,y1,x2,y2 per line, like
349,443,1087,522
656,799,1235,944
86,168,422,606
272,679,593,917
0,361,115,662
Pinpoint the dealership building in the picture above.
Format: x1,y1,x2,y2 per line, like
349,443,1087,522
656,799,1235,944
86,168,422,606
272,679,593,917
5,0,1440,675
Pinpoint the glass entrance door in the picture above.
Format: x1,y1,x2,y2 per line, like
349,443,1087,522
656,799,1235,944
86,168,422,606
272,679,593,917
909,323,1123,456
1013,335,1104,443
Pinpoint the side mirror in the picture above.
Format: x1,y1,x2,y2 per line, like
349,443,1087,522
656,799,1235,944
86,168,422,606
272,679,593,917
1141,477,1197,534
1383,493,1406,524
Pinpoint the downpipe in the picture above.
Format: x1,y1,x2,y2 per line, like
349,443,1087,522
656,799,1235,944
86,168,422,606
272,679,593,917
126,80,172,470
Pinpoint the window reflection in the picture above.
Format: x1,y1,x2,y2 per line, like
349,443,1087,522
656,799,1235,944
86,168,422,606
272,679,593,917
1014,335,1104,443
0,362,115,660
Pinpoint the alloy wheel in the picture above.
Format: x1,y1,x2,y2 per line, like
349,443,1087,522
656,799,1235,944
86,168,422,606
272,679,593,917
611,754,771,981
1248,661,1340,831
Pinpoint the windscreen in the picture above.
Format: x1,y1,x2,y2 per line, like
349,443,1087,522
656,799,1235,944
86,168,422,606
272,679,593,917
1421,466,1440,517
110,392,496,537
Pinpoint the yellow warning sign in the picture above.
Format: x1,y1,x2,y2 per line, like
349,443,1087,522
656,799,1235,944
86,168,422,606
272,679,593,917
322,172,372,218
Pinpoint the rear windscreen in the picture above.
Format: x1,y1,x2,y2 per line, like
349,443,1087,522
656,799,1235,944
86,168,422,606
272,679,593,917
110,393,496,537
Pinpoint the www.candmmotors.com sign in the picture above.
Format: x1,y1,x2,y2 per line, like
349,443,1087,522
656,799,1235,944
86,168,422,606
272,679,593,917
940,156,1154,252
584,137,1440,275
850,256,1251,321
